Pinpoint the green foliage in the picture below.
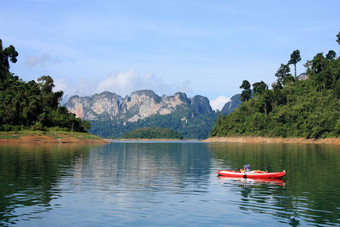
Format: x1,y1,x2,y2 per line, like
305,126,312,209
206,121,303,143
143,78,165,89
252,81,268,96
288,49,301,79
211,34,340,139
275,63,291,85
122,127,183,139
89,109,218,139
240,80,251,102
0,39,89,132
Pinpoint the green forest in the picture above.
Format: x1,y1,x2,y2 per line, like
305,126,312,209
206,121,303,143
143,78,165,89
0,39,90,132
210,32,340,139
2,32,339,140
122,127,184,139
89,108,218,139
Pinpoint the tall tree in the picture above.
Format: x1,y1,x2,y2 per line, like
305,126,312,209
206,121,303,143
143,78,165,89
337,31,340,45
326,50,336,60
288,49,301,79
240,80,251,102
0,39,18,80
252,81,268,96
275,63,291,85
0,38,89,132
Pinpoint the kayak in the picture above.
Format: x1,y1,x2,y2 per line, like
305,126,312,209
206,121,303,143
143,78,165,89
217,170,286,179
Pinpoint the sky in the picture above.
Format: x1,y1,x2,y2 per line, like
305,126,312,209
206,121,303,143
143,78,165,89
1,0,340,110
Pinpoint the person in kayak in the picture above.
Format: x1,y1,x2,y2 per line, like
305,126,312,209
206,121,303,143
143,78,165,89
238,164,250,173
244,164,251,172
238,164,267,173
238,168,245,173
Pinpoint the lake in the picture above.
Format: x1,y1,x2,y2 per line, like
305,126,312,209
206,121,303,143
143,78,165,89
0,142,339,226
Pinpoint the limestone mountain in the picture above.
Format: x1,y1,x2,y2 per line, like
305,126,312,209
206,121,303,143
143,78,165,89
221,94,241,115
66,90,213,122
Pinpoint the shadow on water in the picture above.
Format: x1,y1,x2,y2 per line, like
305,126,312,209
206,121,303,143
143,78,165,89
210,143,340,226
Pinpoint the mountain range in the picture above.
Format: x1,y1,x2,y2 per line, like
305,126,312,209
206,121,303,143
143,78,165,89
65,90,241,139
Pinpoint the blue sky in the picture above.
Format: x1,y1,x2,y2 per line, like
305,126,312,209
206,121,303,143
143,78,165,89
1,0,340,110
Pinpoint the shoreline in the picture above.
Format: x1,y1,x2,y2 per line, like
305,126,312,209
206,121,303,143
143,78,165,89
0,133,108,144
1,134,339,145
108,138,200,142
202,137,340,145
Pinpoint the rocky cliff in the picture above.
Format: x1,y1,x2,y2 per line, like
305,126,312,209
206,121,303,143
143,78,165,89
66,90,213,122
221,94,241,114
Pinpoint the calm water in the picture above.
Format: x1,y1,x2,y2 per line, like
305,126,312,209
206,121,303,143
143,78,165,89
0,142,339,226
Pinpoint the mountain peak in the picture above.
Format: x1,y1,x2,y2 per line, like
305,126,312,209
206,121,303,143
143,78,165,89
66,90,213,122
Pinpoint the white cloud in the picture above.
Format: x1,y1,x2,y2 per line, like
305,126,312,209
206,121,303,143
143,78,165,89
96,69,191,97
53,78,68,92
210,96,230,111
25,53,62,67
57,69,192,102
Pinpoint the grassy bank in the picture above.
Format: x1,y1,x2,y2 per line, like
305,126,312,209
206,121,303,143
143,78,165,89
0,130,107,144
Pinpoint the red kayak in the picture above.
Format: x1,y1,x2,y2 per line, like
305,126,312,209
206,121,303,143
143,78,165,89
217,170,286,179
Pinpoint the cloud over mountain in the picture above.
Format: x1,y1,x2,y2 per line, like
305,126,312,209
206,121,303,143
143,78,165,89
55,69,191,101
210,96,230,111
96,69,191,96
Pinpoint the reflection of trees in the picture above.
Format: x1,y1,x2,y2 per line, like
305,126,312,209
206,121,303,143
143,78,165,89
0,144,92,225
210,143,340,226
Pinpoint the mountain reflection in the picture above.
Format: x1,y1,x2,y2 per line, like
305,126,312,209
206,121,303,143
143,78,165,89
79,143,212,194
1,142,338,226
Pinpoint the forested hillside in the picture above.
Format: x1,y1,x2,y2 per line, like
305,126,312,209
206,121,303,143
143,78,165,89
122,127,183,139
0,39,90,132
86,92,243,139
90,108,218,139
210,33,340,139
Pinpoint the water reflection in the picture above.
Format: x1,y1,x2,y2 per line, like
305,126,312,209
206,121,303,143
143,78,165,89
0,142,213,226
218,176,286,187
78,143,212,195
210,143,340,226
0,144,93,225
0,142,339,226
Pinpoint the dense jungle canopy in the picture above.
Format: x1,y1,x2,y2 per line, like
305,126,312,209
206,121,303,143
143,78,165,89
210,32,340,139
0,39,90,132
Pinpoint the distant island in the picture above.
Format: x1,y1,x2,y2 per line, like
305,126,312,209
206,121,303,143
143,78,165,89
122,127,183,140
210,32,340,140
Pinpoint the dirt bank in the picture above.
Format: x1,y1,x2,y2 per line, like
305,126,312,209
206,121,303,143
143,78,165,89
203,137,340,145
0,134,108,144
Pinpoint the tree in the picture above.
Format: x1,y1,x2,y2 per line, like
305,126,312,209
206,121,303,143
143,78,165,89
337,32,340,45
210,33,340,139
288,49,301,79
240,80,251,102
0,38,90,132
275,64,291,85
326,50,336,60
252,81,268,96
38,75,55,93
0,39,18,80
310,53,325,74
